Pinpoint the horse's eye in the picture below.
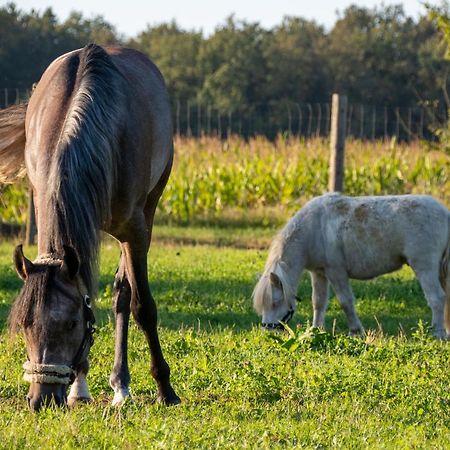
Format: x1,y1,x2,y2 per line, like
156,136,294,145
67,320,78,330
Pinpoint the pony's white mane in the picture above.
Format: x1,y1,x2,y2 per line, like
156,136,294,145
252,218,300,315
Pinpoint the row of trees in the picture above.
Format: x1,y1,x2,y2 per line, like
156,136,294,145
1,2,449,121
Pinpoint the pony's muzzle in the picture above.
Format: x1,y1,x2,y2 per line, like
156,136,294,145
27,383,67,411
261,322,285,331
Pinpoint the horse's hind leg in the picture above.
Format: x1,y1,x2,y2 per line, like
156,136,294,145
311,271,329,328
326,269,364,335
109,252,133,405
414,267,447,339
119,165,180,405
119,221,180,405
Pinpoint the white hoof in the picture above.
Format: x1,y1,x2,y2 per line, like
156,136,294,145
112,387,133,406
68,374,92,406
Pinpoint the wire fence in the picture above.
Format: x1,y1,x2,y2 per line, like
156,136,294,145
173,100,436,141
2,87,441,141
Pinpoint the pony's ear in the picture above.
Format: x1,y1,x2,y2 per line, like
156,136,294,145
269,272,282,289
13,244,34,280
61,245,80,280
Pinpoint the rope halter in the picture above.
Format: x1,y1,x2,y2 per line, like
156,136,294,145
23,361,73,385
33,254,64,266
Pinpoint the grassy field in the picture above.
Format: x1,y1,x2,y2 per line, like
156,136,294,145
1,231,450,449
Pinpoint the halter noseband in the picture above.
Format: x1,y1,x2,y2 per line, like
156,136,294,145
261,295,301,330
23,294,96,385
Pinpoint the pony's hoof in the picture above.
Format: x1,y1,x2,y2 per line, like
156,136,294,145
67,396,92,407
349,328,365,338
112,388,133,406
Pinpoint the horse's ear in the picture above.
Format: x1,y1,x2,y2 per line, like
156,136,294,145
14,244,34,280
269,272,282,289
61,245,80,280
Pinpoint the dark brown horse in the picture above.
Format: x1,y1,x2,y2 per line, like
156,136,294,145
0,44,180,410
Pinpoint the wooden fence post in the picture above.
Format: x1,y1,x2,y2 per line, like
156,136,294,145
328,94,347,192
25,186,36,245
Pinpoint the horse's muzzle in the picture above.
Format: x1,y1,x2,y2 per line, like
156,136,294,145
27,383,67,411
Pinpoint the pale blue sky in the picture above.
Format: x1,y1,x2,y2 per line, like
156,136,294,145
3,1,437,36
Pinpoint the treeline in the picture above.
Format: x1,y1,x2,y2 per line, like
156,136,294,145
1,3,449,123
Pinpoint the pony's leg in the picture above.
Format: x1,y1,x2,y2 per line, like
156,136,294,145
414,268,447,338
68,360,92,406
311,271,329,328
326,270,364,335
109,252,133,405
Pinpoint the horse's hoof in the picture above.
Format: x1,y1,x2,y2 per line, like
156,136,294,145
112,388,133,406
67,396,92,407
157,390,181,406
433,331,448,341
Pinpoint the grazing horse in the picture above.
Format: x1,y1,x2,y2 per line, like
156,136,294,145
0,44,180,410
253,193,450,338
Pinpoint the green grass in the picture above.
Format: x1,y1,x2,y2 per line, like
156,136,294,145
0,234,450,449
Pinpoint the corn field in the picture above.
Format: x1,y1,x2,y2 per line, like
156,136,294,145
162,136,450,223
0,136,449,227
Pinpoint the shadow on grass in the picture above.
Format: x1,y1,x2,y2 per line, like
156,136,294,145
0,267,434,337
96,273,432,337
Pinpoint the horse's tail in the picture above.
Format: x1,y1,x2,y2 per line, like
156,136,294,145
441,216,450,334
0,103,27,183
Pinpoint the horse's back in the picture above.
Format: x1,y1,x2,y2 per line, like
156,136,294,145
104,47,174,202
300,194,450,279
25,45,173,229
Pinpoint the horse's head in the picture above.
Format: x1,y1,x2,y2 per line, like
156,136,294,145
252,262,297,330
10,245,95,411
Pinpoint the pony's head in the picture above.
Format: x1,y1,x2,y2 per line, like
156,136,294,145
9,245,95,411
252,261,297,330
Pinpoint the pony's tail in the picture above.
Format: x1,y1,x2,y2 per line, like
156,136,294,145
441,217,450,334
0,103,27,183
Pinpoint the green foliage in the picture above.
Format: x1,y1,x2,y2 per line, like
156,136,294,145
129,22,203,102
1,3,449,120
0,180,27,223
0,240,450,447
0,3,122,91
426,2,450,153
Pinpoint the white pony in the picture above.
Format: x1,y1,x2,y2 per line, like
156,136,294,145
253,193,450,338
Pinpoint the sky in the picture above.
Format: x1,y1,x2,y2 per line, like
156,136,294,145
2,0,438,36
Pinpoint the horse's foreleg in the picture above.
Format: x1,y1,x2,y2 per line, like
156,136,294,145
311,271,329,328
327,270,364,335
109,255,133,405
68,360,92,406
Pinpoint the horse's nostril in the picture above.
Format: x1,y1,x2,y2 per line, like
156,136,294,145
27,396,43,411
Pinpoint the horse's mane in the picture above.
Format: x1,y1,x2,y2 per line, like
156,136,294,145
252,218,300,315
46,43,124,296
9,266,53,333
